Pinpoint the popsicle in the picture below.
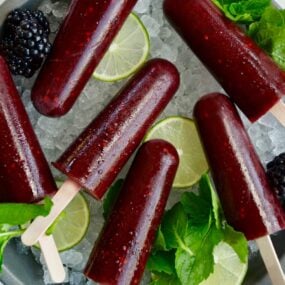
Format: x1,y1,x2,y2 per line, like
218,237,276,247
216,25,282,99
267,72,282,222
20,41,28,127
194,93,285,284
163,0,285,125
31,0,139,117
0,55,56,203
21,58,180,246
0,55,65,283
85,139,179,285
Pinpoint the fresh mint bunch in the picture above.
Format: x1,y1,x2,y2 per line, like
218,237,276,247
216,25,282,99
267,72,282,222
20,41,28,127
104,175,248,285
147,175,248,285
212,0,285,70
212,0,271,24
248,7,285,69
0,197,53,270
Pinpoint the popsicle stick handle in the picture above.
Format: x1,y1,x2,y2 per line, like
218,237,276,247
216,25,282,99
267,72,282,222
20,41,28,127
256,235,285,285
269,100,285,127
39,235,66,283
21,179,81,246
273,0,285,9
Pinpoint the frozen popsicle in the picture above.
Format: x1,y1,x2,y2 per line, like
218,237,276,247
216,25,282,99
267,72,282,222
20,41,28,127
0,55,56,203
84,139,179,285
164,0,285,125
194,93,285,284
21,58,180,246
31,0,139,117
0,55,65,283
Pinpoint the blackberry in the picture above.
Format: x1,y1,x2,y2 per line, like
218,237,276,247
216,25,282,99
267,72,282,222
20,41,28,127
266,152,285,208
0,9,52,78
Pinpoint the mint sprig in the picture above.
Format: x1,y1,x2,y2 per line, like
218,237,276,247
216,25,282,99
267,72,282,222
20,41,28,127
147,174,248,285
212,0,271,24
248,7,285,70
0,197,53,271
103,175,248,285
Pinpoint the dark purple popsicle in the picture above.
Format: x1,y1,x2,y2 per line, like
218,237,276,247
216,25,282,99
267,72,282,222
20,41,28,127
194,93,285,240
53,59,180,200
84,139,179,285
32,0,139,117
0,55,57,203
164,0,285,122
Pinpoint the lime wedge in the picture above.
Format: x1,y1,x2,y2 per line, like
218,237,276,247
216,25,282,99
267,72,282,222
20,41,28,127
144,116,208,188
93,13,150,82
50,192,90,252
200,242,248,285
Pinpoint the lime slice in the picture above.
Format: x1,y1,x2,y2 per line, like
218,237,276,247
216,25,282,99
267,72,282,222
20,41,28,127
49,192,90,252
200,242,248,285
145,116,208,188
93,13,150,82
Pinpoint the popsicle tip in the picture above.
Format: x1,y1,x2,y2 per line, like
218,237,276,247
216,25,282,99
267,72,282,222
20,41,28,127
39,235,66,283
48,266,66,284
21,231,39,246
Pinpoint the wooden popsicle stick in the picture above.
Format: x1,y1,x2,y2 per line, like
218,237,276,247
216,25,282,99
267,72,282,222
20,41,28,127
256,235,285,285
39,235,66,283
273,0,285,9
21,179,81,246
269,100,285,127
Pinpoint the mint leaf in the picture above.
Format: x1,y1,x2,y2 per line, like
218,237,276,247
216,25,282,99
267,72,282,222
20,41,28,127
150,273,181,285
176,225,223,285
181,192,211,227
0,197,53,225
103,179,124,219
181,174,221,229
200,174,222,229
223,225,248,263
248,7,285,70
148,175,248,285
161,204,190,252
212,0,271,24
147,250,176,275
153,226,167,251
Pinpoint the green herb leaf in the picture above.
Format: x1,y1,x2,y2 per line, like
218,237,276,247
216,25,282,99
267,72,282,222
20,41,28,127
176,225,223,285
153,226,167,251
212,0,271,24
150,273,181,285
248,7,285,70
147,250,176,275
161,204,190,251
0,197,53,225
148,174,248,285
103,179,124,219
181,191,211,227
223,225,248,263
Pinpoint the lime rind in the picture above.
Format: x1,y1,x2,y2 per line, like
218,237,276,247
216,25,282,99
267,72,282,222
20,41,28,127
145,116,209,188
93,13,150,82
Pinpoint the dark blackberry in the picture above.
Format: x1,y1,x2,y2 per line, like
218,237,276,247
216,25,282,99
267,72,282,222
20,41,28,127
0,9,51,78
267,153,285,208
